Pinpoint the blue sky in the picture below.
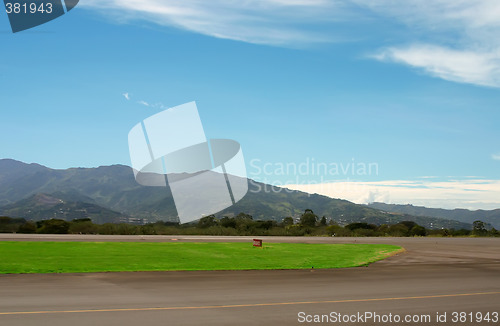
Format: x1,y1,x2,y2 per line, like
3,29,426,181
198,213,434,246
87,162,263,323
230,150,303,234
1,0,500,209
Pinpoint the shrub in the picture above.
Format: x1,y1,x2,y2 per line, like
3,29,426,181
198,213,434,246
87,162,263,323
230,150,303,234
17,221,37,234
388,224,409,237
354,228,376,237
345,222,376,231
326,225,352,237
37,219,70,234
69,220,99,234
219,216,237,228
409,225,427,236
197,215,218,228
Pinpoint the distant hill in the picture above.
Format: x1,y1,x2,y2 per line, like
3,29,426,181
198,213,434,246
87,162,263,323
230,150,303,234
0,159,475,229
367,202,500,229
0,193,126,224
222,182,472,229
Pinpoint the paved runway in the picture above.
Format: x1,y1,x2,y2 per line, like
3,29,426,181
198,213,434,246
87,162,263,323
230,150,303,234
0,235,499,325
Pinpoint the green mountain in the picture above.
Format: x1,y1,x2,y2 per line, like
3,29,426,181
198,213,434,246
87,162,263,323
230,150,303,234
367,202,500,229
219,182,471,229
0,159,475,229
0,193,126,224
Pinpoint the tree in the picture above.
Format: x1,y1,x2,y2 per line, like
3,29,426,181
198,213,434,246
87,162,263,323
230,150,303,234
489,227,499,237
388,224,409,237
300,209,317,227
0,216,23,224
220,216,237,228
235,212,253,220
255,220,276,229
319,216,327,226
377,224,390,235
37,219,70,234
326,225,351,237
69,220,99,234
17,221,37,234
281,217,294,227
346,222,376,231
451,228,471,236
472,220,487,236
197,215,217,228
399,221,418,230
72,218,92,223
0,216,26,233
409,225,426,236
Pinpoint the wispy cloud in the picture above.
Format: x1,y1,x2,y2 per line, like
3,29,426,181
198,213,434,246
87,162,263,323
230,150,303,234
81,0,340,46
82,0,500,88
137,99,169,110
373,45,500,88
123,92,168,109
361,0,500,88
137,100,150,107
285,179,500,210
492,154,500,161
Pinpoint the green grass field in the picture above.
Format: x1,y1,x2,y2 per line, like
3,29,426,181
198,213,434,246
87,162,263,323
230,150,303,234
0,241,403,274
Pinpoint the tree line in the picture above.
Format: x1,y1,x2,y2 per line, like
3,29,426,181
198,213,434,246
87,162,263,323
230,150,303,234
0,210,498,237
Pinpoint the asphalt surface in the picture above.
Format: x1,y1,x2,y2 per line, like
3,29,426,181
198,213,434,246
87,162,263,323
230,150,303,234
0,235,499,325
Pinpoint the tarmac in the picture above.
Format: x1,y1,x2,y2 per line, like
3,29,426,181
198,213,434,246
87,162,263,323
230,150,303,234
0,235,499,325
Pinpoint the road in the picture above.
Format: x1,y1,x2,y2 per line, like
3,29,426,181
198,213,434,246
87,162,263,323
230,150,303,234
0,235,499,325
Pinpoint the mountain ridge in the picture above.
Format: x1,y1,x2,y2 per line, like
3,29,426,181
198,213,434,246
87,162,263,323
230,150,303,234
0,192,126,224
367,202,500,229
0,159,479,229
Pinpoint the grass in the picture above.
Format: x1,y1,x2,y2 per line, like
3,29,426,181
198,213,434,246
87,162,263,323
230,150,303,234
0,241,403,274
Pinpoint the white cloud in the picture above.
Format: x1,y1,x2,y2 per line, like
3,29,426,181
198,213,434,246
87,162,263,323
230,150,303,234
136,99,169,110
81,0,340,45
360,0,500,87
82,0,500,87
373,45,500,88
351,0,500,32
492,154,500,161
285,179,500,210
122,92,130,100
137,100,150,107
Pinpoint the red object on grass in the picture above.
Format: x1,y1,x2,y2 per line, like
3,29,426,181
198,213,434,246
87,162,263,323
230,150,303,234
253,239,263,247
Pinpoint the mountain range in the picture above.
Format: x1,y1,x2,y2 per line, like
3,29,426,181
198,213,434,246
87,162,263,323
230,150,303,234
367,202,500,229
0,159,492,229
